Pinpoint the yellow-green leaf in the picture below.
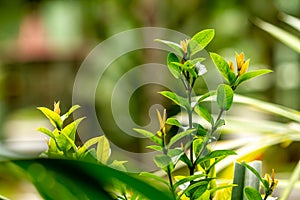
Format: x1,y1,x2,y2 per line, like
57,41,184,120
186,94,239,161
97,136,111,164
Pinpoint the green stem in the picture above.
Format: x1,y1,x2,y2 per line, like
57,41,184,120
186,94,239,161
186,85,194,176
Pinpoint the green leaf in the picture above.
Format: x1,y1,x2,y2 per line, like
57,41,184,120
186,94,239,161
173,174,206,190
241,162,268,189
61,117,85,141
244,187,263,200
159,91,191,111
155,39,184,55
193,138,204,158
78,136,102,155
167,53,181,79
196,150,236,166
154,154,172,169
188,29,215,56
194,104,213,124
168,148,184,165
215,119,225,128
179,153,193,169
166,118,181,127
108,160,127,171
146,145,163,151
190,57,206,65
13,159,174,200
196,91,216,104
61,105,80,121
235,69,272,87
133,128,162,146
167,129,195,148
37,107,63,130
217,84,234,111
210,52,236,85
56,131,77,152
97,136,111,164
37,127,55,139
179,181,209,200
253,17,300,53
194,123,207,137
140,172,169,186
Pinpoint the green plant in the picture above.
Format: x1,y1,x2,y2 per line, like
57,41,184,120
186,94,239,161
134,29,272,199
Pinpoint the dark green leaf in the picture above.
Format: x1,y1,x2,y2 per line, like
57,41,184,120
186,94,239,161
37,107,63,130
217,84,234,111
180,181,209,200
166,118,181,127
154,154,172,169
159,91,191,111
235,69,273,87
167,129,195,148
167,53,181,79
194,123,207,137
244,187,263,200
133,128,162,146
140,172,169,186
210,52,236,85
179,153,193,169
155,39,184,56
188,29,215,56
194,104,213,124
13,159,173,200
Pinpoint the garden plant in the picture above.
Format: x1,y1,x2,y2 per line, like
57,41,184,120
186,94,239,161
2,26,300,200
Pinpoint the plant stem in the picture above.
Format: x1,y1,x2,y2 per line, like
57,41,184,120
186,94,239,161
186,84,194,176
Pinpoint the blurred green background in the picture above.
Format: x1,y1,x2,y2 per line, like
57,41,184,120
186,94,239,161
0,0,299,199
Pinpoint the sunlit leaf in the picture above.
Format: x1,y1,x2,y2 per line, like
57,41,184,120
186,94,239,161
217,84,234,111
37,107,63,130
210,52,237,85
253,17,300,53
194,104,213,124
155,39,184,55
234,69,272,87
97,136,111,164
159,91,191,111
146,145,163,151
195,150,236,166
139,172,169,186
133,128,162,146
61,117,85,141
244,187,263,200
167,53,181,79
37,127,55,139
61,105,81,121
108,160,127,171
167,129,195,148
166,118,181,127
188,29,215,56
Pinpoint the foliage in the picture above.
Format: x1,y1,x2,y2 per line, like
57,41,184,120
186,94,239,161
136,29,272,199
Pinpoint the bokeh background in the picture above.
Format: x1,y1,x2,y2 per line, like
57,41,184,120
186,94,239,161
0,0,299,199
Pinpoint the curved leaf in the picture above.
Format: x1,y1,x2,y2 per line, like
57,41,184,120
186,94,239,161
244,187,263,200
37,107,63,130
97,136,111,164
235,69,272,87
159,91,191,111
167,53,181,79
188,29,215,56
217,84,234,111
133,128,162,146
155,39,184,55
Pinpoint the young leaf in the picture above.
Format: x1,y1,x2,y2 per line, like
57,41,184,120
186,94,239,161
139,172,169,186
194,104,213,124
166,118,181,127
159,91,191,111
167,53,181,79
61,105,80,121
195,150,236,166
215,119,225,128
78,136,102,155
244,187,263,200
234,69,272,87
190,57,206,65
188,29,215,56
133,128,162,146
37,107,63,130
97,136,111,164
167,129,195,148
37,127,55,139
61,117,85,141
146,145,163,151
155,39,184,56
173,174,206,190
210,52,236,85
196,91,216,104
154,154,172,169
56,132,77,152
193,138,204,158
217,84,234,111
108,160,127,171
